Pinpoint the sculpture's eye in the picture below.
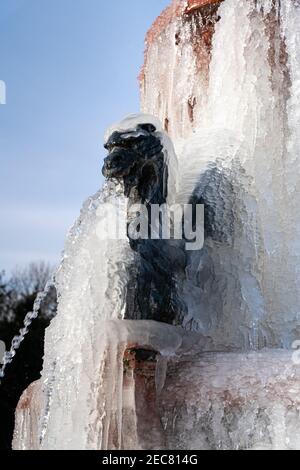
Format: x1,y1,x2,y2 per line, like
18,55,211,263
137,123,156,133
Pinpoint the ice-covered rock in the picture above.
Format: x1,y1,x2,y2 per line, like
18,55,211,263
13,321,212,450
142,0,300,350
141,0,224,143
13,333,300,450
13,382,42,450
160,349,300,450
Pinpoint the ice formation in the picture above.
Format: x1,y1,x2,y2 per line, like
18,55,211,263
160,349,300,450
14,321,211,450
142,0,300,349
13,0,300,450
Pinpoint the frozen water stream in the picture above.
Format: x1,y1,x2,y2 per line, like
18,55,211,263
0,276,55,383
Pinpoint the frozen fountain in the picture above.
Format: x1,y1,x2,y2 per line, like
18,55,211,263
12,0,300,450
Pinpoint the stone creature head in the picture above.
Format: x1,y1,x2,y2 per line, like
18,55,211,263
102,123,167,203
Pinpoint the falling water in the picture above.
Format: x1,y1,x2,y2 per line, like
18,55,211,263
37,180,133,450
0,276,55,383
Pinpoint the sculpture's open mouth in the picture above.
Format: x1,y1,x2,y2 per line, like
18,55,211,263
102,142,138,179
102,123,161,180
102,124,163,184
102,129,146,179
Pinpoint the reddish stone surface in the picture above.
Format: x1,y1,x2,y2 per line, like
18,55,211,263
144,0,223,51
13,380,42,450
186,0,222,13
140,0,223,83
123,347,165,449
16,381,40,411
144,0,182,50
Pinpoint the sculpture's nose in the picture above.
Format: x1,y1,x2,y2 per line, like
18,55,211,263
102,154,115,178
102,147,136,179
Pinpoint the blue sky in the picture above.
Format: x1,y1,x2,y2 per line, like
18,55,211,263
0,0,169,273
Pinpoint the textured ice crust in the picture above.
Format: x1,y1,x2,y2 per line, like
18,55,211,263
13,345,300,450
161,350,300,450
35,182,134,450
142,0,300,350
104,114,163,142
13,321,210,450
